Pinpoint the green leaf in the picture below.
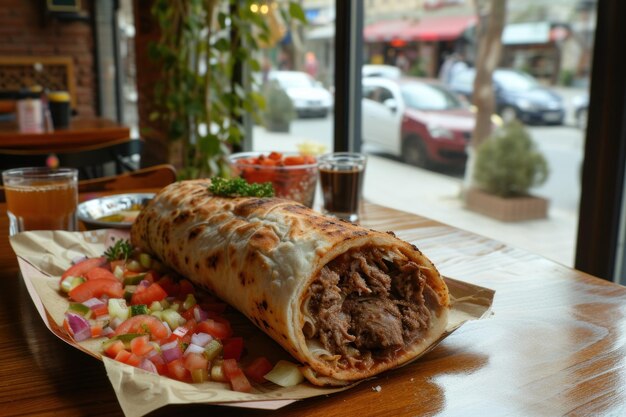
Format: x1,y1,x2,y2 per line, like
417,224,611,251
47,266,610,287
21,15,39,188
288,2,306,22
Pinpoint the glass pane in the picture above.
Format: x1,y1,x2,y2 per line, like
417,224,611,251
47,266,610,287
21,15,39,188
250,2,336,157
360,1,597,267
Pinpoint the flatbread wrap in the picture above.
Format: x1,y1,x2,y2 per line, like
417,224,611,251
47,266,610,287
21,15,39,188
130,179,450,386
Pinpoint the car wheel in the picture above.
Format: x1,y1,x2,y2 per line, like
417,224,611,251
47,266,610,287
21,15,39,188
576,108,588,130
500,106,517,124
402,135,430,168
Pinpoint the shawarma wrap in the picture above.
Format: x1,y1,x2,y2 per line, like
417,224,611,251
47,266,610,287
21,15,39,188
130,179,449,386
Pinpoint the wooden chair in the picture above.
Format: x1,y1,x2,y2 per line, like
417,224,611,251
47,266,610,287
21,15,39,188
0,137,143,180
78,164,177,193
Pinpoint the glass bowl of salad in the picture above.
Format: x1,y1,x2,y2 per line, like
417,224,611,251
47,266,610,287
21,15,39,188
229,151,318,207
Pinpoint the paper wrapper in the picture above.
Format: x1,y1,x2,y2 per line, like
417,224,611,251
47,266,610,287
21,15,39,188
10,230,495,417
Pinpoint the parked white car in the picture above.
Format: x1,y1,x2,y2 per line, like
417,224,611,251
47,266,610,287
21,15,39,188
268,71,333,118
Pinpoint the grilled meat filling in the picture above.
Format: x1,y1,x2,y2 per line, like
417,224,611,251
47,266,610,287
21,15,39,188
306,247,436,367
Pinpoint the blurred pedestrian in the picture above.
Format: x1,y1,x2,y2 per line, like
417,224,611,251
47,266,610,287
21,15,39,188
305,52,319,78
439,52,467,85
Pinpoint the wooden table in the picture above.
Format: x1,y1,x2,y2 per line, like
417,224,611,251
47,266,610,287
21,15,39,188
1,191,625,416
0,118,130,150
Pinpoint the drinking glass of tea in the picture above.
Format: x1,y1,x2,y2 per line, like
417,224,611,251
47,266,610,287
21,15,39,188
318,152,367,223
2,167,78,236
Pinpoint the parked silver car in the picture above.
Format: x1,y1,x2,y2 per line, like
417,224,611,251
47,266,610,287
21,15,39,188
268,71,333,118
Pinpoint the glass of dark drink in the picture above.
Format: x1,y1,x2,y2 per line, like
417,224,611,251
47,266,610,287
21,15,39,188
318,152,367,222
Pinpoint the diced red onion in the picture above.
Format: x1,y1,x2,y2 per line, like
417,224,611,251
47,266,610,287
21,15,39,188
65,312,91,342
109,317,123,330
139,358,158,374
184,343,204,356
83,298,106,309
193,307,209,322
172,326,188,338
191,332,212,347
162,320,172,337
138,280,151,290
161,340,178,351
162,343,182,363
101,326,115,337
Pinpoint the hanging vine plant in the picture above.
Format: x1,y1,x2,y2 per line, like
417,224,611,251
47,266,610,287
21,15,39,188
149,0,305,179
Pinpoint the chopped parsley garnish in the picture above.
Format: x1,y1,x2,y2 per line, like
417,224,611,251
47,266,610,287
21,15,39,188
104,239,133,262
208,177,274,198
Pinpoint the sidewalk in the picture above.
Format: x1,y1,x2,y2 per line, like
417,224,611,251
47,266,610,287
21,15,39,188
363,155,577,267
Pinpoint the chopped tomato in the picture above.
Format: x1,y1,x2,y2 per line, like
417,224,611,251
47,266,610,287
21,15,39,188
196,319,232,340
114,349,131,364
130,282,167,306
157,275,179,297
222,337,244,361
167,358,190,381
178,280,194,298
222,358,240,380
126,353,142,367
267,151,283,161
61,257,107,284
90,323,104,338
113,315,169,340
130,335,154,356
229,368,252,393
104,340,125,358
222,359,252,392
183,352,208,372
284,155,305,165
85,267,117,281
69,279,124,302
91,303,109,318
244,357,273,383
109,260,126,272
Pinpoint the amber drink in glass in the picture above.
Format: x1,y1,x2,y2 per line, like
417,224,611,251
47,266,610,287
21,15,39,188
2,167,78,235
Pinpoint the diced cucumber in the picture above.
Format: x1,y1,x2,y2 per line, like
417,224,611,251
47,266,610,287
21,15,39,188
126,259,143,272
108,298,130,321
149,300,164,311
191,368,209,383
123,273,146,286
123,285,137,302
182,293,196,310
113,265,125,279
162,309,185,330
211,359,227,382
150,310,163,320
68,302,92,319
139,253,152,269
203,340,223,362
112,333,142,348
130,304,149,316
60,276,86,293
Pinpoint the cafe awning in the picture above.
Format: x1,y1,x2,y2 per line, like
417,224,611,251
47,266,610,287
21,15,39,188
403,15,477,41
364,15,476,43
363,19,414,42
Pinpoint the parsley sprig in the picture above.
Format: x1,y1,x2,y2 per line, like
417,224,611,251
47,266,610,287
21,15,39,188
208,177,274,198
104,239,133,261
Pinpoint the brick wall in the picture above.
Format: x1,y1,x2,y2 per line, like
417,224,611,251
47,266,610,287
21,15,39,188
0,1,96,118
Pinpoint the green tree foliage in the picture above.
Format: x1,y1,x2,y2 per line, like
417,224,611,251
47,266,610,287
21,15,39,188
149,0,305,179
263,80,295,127
474,121,549,197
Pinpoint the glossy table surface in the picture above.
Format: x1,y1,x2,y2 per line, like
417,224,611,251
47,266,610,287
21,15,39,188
1,190,625,416
0,118,130,150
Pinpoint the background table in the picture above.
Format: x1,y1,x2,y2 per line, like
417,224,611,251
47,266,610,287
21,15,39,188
1,192,625,416
0,118,130,150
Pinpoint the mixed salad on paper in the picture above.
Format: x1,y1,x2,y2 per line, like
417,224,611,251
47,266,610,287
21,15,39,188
59,239,303,392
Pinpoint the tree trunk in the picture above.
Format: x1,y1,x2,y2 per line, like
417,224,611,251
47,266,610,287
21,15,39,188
463,0,507,194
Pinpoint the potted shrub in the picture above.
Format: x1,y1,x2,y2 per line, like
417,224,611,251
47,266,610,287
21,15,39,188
465,121,550,221
263,80,295,133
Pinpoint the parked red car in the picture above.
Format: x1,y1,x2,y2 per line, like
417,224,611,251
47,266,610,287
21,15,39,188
362,76,478,168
